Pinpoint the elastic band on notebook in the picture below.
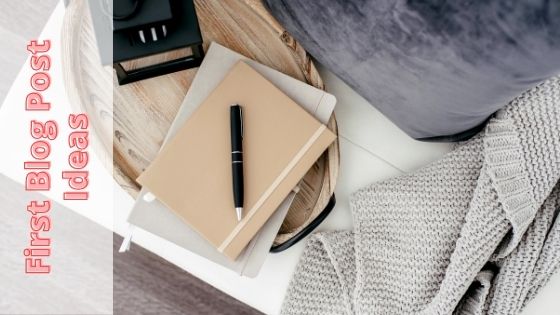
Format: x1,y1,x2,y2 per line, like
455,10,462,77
218,125,327,253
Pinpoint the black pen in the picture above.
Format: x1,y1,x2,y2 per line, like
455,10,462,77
230,105,244,221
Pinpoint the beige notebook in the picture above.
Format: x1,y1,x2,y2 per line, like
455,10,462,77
137,61,336,260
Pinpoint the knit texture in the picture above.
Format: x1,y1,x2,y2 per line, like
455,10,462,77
281,76,560,315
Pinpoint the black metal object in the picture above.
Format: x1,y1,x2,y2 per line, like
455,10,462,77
112,0,204,85
112,0,145,21
270,194,337,253
114,43,204,85
82,0,204,85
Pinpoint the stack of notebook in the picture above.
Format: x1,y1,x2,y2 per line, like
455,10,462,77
122,43,337,276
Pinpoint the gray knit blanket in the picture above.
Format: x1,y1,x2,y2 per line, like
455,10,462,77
281,77,560,315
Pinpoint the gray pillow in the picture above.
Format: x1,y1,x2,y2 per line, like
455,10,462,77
265,0,560,141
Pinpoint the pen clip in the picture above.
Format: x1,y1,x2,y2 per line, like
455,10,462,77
239,106,244,140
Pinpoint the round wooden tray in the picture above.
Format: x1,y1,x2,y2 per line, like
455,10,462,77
62,0,340,245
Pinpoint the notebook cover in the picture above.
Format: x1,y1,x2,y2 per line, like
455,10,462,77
126,42,336,276
128,189,295,276
137,61,336,260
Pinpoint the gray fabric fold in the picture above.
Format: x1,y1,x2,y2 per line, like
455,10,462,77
281,76,560,315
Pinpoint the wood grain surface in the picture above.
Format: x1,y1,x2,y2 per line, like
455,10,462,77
62,0,340,243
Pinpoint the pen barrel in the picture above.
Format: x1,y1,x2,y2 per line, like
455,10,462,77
232,161,244,207
230,105,243,151
230,105,244,208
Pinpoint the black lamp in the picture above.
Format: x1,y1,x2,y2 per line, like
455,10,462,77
89,0,205,85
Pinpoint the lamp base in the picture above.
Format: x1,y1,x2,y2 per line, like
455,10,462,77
114,44,204,85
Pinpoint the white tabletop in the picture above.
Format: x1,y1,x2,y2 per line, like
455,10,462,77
3,4,558,315
112,63,454,313
114,63,560,314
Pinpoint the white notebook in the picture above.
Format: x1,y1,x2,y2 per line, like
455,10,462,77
121,42,336,277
